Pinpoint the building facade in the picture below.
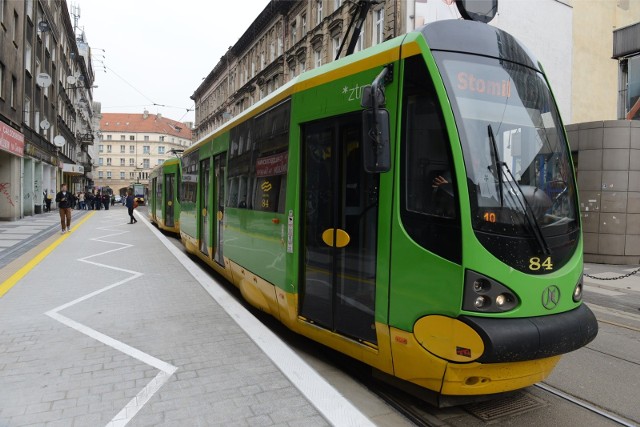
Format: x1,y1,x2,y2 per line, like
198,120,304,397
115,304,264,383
572,0,640,123
95,112,192,196
191,0,573,140
0,0,98,221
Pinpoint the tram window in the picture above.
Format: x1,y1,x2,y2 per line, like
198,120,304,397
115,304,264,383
400,55,461,263
226,100,291,213
180,151,198,204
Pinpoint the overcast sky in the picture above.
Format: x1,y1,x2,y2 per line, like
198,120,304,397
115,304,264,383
74,0,270,125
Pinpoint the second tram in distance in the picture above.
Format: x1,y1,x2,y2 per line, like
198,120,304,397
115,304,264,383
149,19,598,406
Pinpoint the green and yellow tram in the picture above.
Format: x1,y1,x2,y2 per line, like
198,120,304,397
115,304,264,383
148,158,181,234
157,19,597,405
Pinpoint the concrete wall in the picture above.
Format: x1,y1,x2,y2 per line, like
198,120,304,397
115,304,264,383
567,120,640,264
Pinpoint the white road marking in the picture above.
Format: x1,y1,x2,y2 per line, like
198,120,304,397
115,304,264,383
44,220,177,427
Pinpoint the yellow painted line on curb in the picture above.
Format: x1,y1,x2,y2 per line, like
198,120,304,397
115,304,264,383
0,212,96,298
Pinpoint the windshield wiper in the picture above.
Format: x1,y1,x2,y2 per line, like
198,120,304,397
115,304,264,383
488,124,551,256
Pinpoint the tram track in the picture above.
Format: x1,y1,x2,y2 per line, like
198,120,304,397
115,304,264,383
535,383,639,427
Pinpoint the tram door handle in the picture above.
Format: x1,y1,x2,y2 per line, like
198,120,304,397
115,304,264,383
321,228,351,248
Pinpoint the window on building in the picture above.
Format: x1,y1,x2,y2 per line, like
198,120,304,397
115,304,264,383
291,20,297,45
0,62,4,98
24,97,30,127
13,12,18,44
120,171,125,180
354,31,364,52
120,145,125,153
10,76,16,108
143,159,150,168
129,158,134,166
129,135,135,141
333,36,340,60
120,135,125,140
107,134,112,140
107,145,112,153
144,135,149,141
302,14,307,34
143,145,150,154
120,158,125,166
157,159,164,166
158,146,165,154
129,145,135,153
335,0,342,10
99,144,104,153
107,171,112,180
159,136,165,142
129,172,135,179
99,158,104,166
99,171,104,179
25,43,32,74
317,0,323,24
374,8,384,45
314,49,322,68
107,158,112,165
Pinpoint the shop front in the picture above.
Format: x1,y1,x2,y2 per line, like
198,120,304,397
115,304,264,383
0,121,25,221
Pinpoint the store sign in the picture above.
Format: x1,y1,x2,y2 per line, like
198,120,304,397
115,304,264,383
0,121,25,157
62,163,84,175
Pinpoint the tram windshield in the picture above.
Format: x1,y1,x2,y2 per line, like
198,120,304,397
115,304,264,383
435,52,577,239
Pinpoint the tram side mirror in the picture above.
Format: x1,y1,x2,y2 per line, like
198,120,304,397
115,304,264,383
362,108,391,173
361,85,385,109
456,0,498,23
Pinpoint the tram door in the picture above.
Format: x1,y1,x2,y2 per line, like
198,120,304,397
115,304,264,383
150,177,158,222
199,159,211,257
301,114,379,344
213,153,226,266
165,173,175,227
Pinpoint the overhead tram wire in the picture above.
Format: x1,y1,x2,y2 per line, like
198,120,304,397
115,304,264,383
94,64,195,119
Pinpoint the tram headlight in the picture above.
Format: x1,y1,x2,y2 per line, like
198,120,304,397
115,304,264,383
573,275,583,302
474,296,489,309
463,270,519,313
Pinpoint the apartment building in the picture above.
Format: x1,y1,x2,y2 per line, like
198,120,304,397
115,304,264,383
0,0,98,220
96,112,192,196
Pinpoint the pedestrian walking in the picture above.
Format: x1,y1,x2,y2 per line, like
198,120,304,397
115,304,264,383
79,192,86,210
125,189,138,224
55,184,74,233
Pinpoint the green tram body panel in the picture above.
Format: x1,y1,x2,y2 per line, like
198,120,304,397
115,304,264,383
148,158,181,233
160,19,596,400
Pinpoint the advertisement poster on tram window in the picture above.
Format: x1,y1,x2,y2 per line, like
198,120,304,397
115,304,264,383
255,151,288,212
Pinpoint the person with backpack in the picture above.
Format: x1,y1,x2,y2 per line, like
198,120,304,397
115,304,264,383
125,189,138,224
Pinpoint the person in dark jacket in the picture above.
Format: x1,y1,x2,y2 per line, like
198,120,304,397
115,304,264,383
55,184,74,233
125,189,137,224
43,190,52,212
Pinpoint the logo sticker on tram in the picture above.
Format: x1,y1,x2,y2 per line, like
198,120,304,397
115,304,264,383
541,285,560,310
342,84,365,102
